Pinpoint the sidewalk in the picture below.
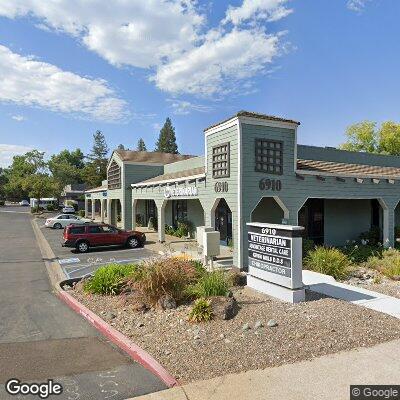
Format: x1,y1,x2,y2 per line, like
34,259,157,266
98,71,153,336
133,338,400,400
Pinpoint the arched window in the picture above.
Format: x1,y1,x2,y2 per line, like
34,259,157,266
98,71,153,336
108,161,121,189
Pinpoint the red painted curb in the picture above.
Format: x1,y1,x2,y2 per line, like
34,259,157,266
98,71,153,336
58,289,179,388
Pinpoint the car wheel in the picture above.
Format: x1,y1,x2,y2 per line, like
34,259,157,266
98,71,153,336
76,241,89,253
53,223,62,229
127,236,140,249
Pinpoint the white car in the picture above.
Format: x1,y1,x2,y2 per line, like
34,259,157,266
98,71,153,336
19,200,30,206
45,214,91,229
62,205,76,213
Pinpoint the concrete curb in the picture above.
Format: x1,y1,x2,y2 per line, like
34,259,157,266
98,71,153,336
58,288,179,388
31,218,179,388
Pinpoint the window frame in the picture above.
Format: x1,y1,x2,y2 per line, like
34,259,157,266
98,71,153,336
212,142,230,179
107,160,122,190
254,138,283,175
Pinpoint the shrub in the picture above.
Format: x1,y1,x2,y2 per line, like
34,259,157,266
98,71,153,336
302,238,315,257
78,209,85,217
132,258,198,305
342,243,382,263
165,224,176,236
83,263,138,295
304,246,351,280
0,200,5,206
191,259,207,277
175,220,194,238
31,206,44,213
189,298,213,322
187,270,232,298
46,204,57,211
365,249,400,279
359,226,381,246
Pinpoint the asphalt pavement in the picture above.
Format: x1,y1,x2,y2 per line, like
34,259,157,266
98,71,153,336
36,215,156,279
0,206,166,399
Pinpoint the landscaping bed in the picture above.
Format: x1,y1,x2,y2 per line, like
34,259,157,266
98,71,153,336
70,274,400,383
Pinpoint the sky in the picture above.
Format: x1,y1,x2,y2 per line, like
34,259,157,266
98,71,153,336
0,0,399,167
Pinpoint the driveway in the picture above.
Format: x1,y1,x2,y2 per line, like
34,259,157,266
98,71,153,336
35,217,157,279
0,206,166,399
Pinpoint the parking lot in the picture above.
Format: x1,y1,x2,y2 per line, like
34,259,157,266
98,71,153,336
36,219,157,279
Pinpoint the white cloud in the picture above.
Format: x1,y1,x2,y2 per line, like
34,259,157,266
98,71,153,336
0,0,204,69
11,114,26,121
0,144,34,167
0,45,129,121
154,29,281,96
223,0,293,25
167,99,211,115
347,0,371,12
0,0,290,98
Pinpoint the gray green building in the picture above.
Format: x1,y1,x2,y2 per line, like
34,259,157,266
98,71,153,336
85,111,400,270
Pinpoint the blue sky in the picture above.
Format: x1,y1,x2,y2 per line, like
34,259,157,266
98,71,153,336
0,0,399,167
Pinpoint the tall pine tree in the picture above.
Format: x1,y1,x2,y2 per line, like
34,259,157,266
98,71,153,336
86,130,109,186
137,138,147,151
155,118,179,154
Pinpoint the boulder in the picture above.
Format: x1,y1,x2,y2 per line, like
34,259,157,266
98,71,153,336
209,296,238,320
157,295,177,310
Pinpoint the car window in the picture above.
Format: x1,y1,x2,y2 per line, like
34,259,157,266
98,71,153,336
70,226,85,235
57,215,66,219
101,225,117,233
88,226,102,234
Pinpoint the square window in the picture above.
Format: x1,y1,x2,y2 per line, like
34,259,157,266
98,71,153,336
254,139,283,175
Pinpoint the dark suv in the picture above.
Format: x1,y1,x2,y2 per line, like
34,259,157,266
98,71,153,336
62,223,146,253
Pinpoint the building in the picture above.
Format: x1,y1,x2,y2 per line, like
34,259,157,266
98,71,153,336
61,183,87,209
85,111,400,270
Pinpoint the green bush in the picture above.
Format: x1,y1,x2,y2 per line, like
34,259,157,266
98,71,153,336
165,224,176,236
0,200,5,206
359,226,381,246
83,263,138,295
302,238,315,257
31,206,44,213
189,298,213,322
78,209,85,217
342,243,382,263
365,249,400,279
46,204,57,211
187,270,232,298
304,246,351,280
190,259,207,277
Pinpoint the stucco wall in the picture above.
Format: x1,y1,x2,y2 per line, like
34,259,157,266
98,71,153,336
324,199,372,246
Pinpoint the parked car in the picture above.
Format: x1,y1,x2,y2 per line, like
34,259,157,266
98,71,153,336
62,223,146,253
45,214,91,229
19,200,29,206
62,205,76,213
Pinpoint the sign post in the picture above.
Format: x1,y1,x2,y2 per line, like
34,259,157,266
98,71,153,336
246,222,305,303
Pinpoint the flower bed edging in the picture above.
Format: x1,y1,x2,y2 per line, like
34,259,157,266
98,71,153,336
58,287,179,388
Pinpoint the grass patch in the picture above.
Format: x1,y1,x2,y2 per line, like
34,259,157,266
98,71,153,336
188,298,213,322
365,249,400,280
304,246,351,280
83,263,138,295
187,270,232,298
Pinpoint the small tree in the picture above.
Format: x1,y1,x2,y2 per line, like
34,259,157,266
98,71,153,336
86,130,109,186
155,118,179,154
117,144,126,150
22,173,56,209
137,138,147,151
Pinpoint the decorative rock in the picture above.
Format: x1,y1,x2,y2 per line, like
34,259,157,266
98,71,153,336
137,322,145,328
157,295,177,310
209,296,238,320
254,320,263,329
267,319,278,328
219,333,225,339
242,323,250,331
194,335,200,340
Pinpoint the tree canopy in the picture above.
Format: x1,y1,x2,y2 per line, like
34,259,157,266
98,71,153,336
155,118,179,154
341,120,400,155
86,130,110,187
137,138,147,151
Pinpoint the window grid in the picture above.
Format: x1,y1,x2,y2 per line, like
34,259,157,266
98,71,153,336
255,139,283,175
212,142,230,179
108,161,121,189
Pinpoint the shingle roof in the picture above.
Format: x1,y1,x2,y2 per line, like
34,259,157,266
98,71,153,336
85,184,107,193
204,110,300,132
114,150,194,164
297,159,400,178
132,167,205,186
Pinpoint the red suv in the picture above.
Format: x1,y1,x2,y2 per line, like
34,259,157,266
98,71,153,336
62,223,146,253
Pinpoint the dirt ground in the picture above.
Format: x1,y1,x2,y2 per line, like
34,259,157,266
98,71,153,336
71,286,400,383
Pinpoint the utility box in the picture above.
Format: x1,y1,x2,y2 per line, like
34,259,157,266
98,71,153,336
196,226,214,245
203,231,220,257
